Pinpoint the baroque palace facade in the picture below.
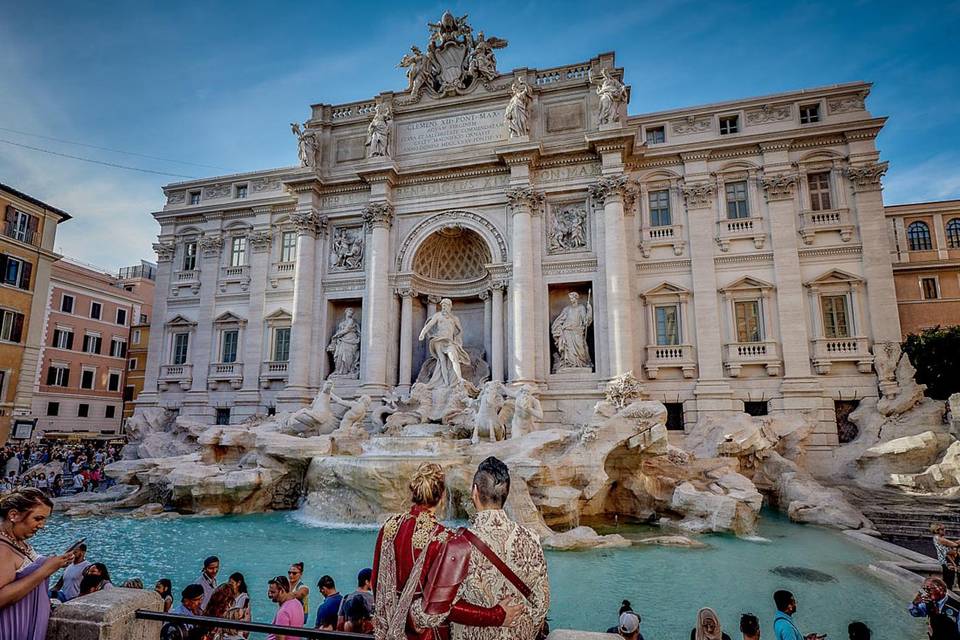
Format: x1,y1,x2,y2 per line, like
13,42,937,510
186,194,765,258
140,16,899,455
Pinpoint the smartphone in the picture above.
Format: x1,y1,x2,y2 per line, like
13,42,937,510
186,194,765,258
64,538,85,554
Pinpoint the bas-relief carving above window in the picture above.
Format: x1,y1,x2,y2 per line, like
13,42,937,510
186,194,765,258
329,226,365,272
202,183,232,199
671,116,711,136
250,177,282,192
166,191,186,205
827,92,867,114
745,103,792,126
548,201,589,254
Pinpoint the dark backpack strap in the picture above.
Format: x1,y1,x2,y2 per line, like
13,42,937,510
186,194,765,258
461,529,532,601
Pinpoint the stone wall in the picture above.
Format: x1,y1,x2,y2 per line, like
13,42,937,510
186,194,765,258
46,587,162,640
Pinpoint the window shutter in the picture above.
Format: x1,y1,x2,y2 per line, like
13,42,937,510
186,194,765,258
4,206,16,226
66,332,74,350
0,254,7,279
120,341,127,357
82,335,89,352
11,313,23,342
25,214,38,244
62,368,69,386
46,367,56,385
18,260,32,290
94,337,101,354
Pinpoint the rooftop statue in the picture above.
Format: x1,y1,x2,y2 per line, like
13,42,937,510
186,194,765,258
290,121,319,168
365,103,392,158
592,68,628,126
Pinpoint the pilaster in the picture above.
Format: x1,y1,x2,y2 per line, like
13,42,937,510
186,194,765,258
137,241,175,406
238,218,273,410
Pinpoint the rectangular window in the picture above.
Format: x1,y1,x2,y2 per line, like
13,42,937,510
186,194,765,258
78,403,89,418
725,181,750,219
108,372,121,392
734,300,762,342
921,277,940,300
132,329,142,345
129,358,138,370
189,191,201,205
648,189,672,227
124,385,135,402
11,210,31,242
53,328,73,350
46,402,59,417
799,103,821,124
0,254,32,290
236,184,248,199
645,126,665,145
61,294,74,313
110,338,127,358
80,369,95,390
230,237,247,267
182,242,197,271
821,295,851,338
105,405,116,419
3,257,19,287
808,172,832,211
221,330,239,363
655,305,680,345
90,301,102,320
215,408,231,425
116,308,127,326
172,332,189,365
46,365,69,387
0,310,24,343
281,231,297,263
82,334,102,354
719,115,739,135
273,327,291,362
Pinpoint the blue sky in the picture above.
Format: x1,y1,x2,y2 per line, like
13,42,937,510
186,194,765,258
1,1,958,270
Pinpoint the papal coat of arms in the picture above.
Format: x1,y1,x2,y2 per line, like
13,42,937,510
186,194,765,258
397,11,508,100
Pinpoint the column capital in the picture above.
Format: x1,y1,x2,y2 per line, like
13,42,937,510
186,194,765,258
478,289,490,301
362,202,395,230
588,175,634,207
291,210,327,236
491,279,509,292
248,230,273,252
680,180,716,209
198,234,224,258
396,287,418,298
153,241,176,263
427,294,442,304
844,161,888,193
760,172,800,202
505,186,544,216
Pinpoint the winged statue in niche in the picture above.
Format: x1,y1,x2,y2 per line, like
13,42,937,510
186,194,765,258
399,11,509,100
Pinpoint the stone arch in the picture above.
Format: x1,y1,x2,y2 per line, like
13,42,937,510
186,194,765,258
797,148,845,164
396,210,508,272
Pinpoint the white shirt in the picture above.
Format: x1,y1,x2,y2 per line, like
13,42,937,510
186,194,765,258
61,560,91,600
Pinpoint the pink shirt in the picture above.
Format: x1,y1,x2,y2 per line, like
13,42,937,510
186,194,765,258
267,598,305,640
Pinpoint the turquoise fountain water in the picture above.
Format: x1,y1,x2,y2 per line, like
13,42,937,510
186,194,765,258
35,510,924,638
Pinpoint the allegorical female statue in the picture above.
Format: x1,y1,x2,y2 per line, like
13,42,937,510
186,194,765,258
595,68,627,126
366,103,392,157
504,76,533,138
290,121,319,168
418,298,470,388
551,290,593,371
327,308,361,377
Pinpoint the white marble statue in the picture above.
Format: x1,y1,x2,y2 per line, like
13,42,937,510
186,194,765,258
290,122,319,168
510,384,543,439
330,228,363,271
287,381,342,436
594,68,627,126
366,103,392,157
418,298,470,388
470,380,507,444
549,204,587,252
327,308,361,377
337,394,371,432
468,31,507,82
504,77,533,139
398,46,431,94
552,290,593,371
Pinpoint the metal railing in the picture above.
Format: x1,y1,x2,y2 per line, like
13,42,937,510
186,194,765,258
134,609,372,639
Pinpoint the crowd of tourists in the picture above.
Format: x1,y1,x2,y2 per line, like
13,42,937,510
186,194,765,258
0,441,118,495
0,458,949,640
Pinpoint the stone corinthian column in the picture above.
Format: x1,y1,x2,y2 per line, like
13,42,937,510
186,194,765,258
589,175,636,377
505,187,543,384
361,202,394,394
397,287,416,392
284,210,323,401
140,241,176,401
490,281,505,383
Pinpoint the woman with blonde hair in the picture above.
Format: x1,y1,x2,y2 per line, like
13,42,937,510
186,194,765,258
0,488,75,639
690,607,731,640
371,463,518,640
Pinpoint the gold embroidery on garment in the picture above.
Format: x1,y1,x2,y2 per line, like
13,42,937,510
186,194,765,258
382,513,403,542
412,510,436,549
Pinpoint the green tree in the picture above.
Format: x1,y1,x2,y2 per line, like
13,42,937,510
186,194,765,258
902,325,960,400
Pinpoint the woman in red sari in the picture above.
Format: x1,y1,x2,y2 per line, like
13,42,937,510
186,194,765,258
372,463,518,640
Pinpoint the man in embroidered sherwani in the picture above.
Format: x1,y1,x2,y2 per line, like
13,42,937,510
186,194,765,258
416,457,549,640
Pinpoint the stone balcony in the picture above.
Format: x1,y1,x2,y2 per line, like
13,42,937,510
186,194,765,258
723,341,781,377
811,336,873,374
269,261,295,288
798,208,854,245
219,265,250,292
158,364,192,390
639,224,685,257
644,344,696,379
716,216,766,251
208,362,244,389
259,360,289,388
171,269,200,297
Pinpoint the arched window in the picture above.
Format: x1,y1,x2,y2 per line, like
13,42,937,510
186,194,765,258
907,221,933,251
947,218,960,249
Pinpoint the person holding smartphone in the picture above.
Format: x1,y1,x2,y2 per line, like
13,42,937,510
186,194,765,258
909,576,960,639
773,590,826,640
52,541,89,601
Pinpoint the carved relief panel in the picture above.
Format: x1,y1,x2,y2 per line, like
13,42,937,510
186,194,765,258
328,226,365,272
547,200,590,254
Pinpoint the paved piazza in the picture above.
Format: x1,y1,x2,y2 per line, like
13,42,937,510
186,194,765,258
140,13,900,468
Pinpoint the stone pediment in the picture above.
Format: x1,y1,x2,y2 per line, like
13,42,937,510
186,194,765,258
213,311,248,326
264,309,292,322
806,268,863,286
720,275,775,292
641,281,690,301
165,314,197,327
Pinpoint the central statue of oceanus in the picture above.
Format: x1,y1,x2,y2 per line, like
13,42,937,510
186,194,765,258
418,298,471,388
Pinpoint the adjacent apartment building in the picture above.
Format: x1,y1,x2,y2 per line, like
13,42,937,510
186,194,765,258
886,199,960,337
30,259,154,440
0,183,71,442
119,262,157,421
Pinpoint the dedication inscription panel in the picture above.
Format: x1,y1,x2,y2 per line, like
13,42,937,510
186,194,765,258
398,110,504,154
